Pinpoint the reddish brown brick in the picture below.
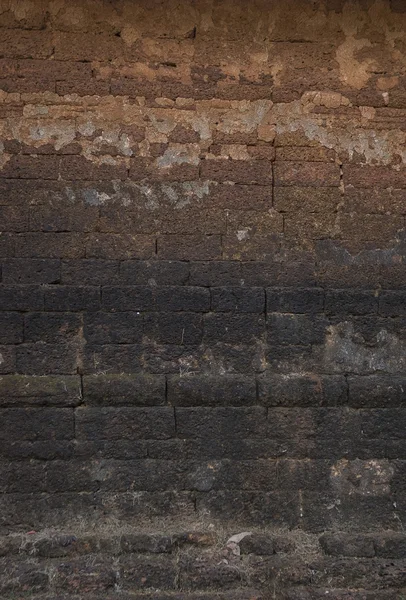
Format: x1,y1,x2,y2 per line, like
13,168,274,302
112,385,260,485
86,234,156,260
344,165,406,188
274,161,340,187
0,156,60,179
200,159,273,185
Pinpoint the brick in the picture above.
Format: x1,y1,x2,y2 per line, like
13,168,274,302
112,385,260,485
24,313,81,343
0,285,43,310
56,79,111,95
374,533,406,558
0,206,29,231
258,374,347,407
0,312,23,343
0,233,14,257
342,187,406,214
120,261,189,286
15,232,85,258
319,533,375,558
84,312,143,344
86,234,155,260
102,286,154,311
0,346,16,373
267,288,324,313
120,534,173,553
16,59,92,80
145,313,203,345
44,285,101,311
190,262,242,286
0,374,81,407
274,186,341,212
83,344,143,374
168,374,256,406
2,258,60,284
55,558,116,594
180,556,244,590
274,162,340,187
75,407,175,440
344,165,406,188
276,146,336,162
204,314,265,343
130,158,199,182
207,184,272,210
240,262,279,286
156,287,210,312
0,30,53,58
16,343,78,374
267,314,328,345
0,408,74,441
120,555,177,591
54,31,123,61
325,290,378,315
0,155,59,179
176,407,267,438
62,260,119,285
30,203,99,233
284,212,337,239
211,287,265,312
379,291,406,316
200,159,272,184
348,375,406,407
60,156,128,181
158,235,221,260
0,560,49,594
337,214,402,241
83,374,166,406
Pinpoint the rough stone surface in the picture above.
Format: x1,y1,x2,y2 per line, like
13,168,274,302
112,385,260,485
1,0,406,598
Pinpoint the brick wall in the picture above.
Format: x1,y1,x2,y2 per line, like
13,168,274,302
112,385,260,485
0,0,406,598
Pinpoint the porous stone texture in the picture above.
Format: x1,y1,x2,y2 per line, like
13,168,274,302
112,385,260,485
0,0,406,597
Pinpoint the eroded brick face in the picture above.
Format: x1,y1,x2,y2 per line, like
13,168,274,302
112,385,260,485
0,1,406,598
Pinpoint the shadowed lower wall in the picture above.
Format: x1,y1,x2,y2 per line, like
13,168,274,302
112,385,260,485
0,0,406,598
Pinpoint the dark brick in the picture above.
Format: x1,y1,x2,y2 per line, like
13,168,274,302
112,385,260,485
83,344,143,374
379,291,406,316
0,155,59,179
325,290,378,315
145,313,203,345
208,184,272,210
267,314,328,345
274,186,341,213
267,288,324,313
241,262,279,286
180,556,244,590
176,407,267,438
0,408,74,441
200,159,272,185
0,346,16,373
204,314,265,343
319,533,375,558
60,156,127,181
75,407,175,440
24,313,81,343
0,206,29,231
16,343,78,375
211,287,265,312
86,233,155,260
159,235,222,260
0,312,23,343
0,560,49,594
83,374,166,406
168,374,256,406
15,232,85,259
344,165,406,188
120,534,173,553
2,258,60,284
120,260,189,286
348,376,406,407
55,558,116,593
0,374,81,407
258,374,347,407
156,287,210,312
44,285,101,311
84,312,143,344
190,262,242,286
374,533,406,558
102,286,154,311
61,260,119,285
120,555,177,591
30,202,99,233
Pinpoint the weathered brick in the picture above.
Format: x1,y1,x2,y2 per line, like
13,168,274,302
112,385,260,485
0,206,29,232
0,285,43,311
168,374,256,406
16,343,79,375
200,159,272,185
120,261,189,286
61,260,119,285
348,375,406,407
24,313,81,343
85,312,143,344
44,285,101,311
145,313,203,345
0,408,74,441
379,291,406,316
2,258,60,284
0,374,81,407
156,287,210,312
274,162,340,187
208,184,272,210
102,286,154,311
30,203,99,233
0,155,59,179
176,407,267,438
83,374,166,406
0,312,23,344
267,288,324,313
120,555,177,591
83,344,143,374
325,290,378,315
55,558,116,594
374,533,406,558
190,262,242,286
158,235,221,260
274,186,341,212
86,234,155,260
337,214,402,241
267,314,328,345
319,533,375,558
204,313,265,343
344,165,406,188
76,407,175,440
258,374,347,407
211,287,265,312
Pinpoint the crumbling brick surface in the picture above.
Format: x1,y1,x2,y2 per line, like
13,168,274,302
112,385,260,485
0,0,406,597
